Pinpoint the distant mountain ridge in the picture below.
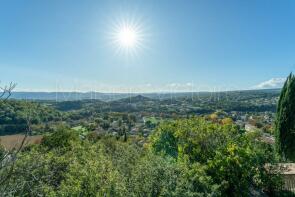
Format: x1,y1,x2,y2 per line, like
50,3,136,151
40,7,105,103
9,92,130,101
114,95,155,103
9,89,281,102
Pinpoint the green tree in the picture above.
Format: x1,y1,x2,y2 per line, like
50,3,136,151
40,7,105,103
41,125,79,150
150,118,238,162
275,73,295,161
150,118,281,196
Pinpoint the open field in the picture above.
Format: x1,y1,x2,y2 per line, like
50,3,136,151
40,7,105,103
0,135,43,150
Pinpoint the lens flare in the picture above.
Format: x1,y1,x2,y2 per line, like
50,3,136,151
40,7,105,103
107,15,148,58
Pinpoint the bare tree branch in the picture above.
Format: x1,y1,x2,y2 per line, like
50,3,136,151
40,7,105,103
0,82,17,101
0,119,31,186
0,82,17,164
0,82,32,188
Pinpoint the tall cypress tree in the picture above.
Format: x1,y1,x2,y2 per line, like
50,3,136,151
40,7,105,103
275,73,295,161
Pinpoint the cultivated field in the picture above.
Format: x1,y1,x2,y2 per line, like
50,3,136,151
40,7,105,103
0,135,43,150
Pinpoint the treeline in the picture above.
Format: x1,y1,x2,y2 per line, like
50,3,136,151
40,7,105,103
0,100,62,135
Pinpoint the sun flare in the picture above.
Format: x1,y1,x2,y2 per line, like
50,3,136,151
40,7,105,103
108,16,147,57
117,26,138,48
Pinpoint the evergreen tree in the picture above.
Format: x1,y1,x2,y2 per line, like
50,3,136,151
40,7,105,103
275,73,295,161
123,127,127,142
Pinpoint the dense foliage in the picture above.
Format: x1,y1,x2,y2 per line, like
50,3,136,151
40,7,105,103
275,74,295,161
0,118,281,196
0,100,62,135
150,118,281,196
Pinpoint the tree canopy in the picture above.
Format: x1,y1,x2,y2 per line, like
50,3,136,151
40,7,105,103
275,73,295,161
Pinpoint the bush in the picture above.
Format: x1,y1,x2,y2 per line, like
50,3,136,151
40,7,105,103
150,117,281,196
41,126,79,150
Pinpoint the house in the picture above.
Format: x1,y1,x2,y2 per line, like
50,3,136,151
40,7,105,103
245,123,257,132
267,163,295,193
235,120,244,128
259,133,275,144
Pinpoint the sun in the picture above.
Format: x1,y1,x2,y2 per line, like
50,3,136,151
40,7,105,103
108,16,148,57
117,26,138,48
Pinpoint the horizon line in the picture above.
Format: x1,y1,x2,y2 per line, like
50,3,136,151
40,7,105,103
11,88,281,94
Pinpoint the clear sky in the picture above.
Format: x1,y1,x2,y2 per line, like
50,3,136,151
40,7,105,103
1,0,295,92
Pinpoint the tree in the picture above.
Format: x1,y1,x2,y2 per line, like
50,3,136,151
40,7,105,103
221,117,233,125
150,118,281,195
123,126,127,142
275,73,295,161
0,82,16,101
41,126,79,150
150,118,239,162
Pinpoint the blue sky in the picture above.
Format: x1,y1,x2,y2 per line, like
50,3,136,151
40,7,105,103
0,0,295,92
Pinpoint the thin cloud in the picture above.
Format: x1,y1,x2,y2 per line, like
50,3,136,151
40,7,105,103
253,78,286,89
